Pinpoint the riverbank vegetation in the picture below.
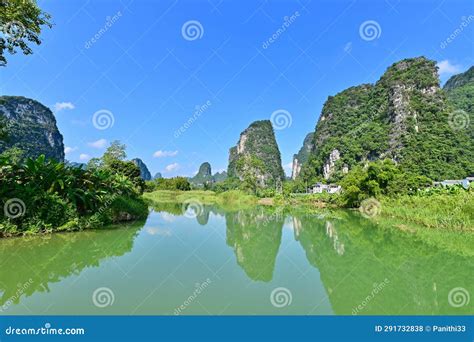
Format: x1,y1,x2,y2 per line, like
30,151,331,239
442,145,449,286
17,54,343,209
0,141,148,238
380,190,473,232
143,189,257,209
143,158,473,232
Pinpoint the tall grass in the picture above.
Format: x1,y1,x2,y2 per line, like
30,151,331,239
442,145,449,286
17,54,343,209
380,192,474,232
144,190,258,208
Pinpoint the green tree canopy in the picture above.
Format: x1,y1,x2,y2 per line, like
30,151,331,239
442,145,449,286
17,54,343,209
0,0,52,66
102,140,127,166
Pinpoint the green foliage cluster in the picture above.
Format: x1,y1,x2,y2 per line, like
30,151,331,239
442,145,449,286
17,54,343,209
212,177,242,193
236,154,265,194
0,0,52,66
0,141,148,237
338,159,432,207
146,177,191,191
87,140,145,193
0,116,7,141
210,173,280,198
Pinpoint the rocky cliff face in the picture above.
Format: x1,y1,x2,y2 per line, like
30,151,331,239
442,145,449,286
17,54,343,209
301,57,473,182
131,158,152,180
291,132,314,180
228,120,285,185
0,96,65,161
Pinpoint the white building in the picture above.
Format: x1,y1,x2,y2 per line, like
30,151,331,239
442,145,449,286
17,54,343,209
310,182,342,194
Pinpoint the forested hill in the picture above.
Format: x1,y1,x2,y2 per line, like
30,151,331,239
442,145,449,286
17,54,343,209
444,66,474,91
444,66,474,141
0,96,65,161
228,120,285,186
298,57,473,183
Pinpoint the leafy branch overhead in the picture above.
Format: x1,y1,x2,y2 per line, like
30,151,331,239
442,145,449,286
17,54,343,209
0,0,52,66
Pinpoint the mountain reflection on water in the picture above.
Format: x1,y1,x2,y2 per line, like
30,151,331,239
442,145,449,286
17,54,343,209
0,203,472,315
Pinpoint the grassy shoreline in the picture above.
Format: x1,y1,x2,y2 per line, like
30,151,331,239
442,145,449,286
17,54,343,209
143,189,258,209
380,192,474,232
144,189,474,232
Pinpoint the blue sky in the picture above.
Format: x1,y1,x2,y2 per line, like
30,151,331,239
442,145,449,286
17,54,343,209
1,0,473,177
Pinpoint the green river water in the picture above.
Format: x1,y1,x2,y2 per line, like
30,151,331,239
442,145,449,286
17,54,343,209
0,203,472,315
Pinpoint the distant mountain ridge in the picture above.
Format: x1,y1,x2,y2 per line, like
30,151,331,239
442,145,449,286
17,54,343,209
189,162,228,186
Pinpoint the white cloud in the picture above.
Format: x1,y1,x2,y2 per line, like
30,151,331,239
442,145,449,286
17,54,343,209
54,102,75,113
88,138,107,149
153,150,178,158
165,163,179,172
64,146,78,155
437,60,462,76
79,153,91,161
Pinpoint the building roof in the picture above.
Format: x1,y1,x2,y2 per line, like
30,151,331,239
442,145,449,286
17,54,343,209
442,180,465,184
